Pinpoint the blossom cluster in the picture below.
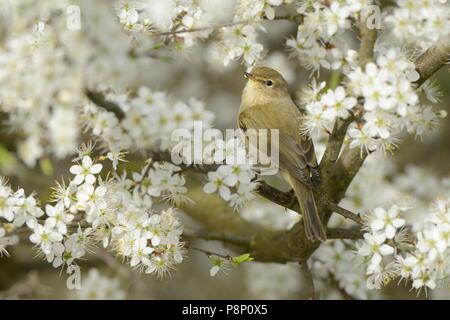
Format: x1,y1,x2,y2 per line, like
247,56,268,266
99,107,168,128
219,25,264,67
302,82,357,135
0,179,42,255
114,0,293,66
312,152,450,298
315,200,446,297
115,0,213,46
302,48,446,154
394,198,450,291
74,268,126,300
0,1,148,167
346,49,445,153
203,138,258,210
25,156,97,269
235,0,293,21
0,150,186,283
85,87,214,159
131,162,190,208
0,21,81,166
384,0,450,49
286,0,367,73
356,205,406,289
217,0,292,66
354,196,450,293
67,155,186,277
311,240,373,299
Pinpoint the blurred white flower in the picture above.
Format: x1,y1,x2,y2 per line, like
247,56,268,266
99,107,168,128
75,269,126,300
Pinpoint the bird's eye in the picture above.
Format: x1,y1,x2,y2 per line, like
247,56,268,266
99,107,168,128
266,80,273,87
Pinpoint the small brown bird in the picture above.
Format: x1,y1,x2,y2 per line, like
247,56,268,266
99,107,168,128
238,66,326,241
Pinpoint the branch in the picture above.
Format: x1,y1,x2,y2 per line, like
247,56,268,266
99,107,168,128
255,181,295,209
312,20,378,220
183,230,251,248
85,89,125,120
148,19,252,36
183,187,319,263
327,228,364,240
327,203,363,225
318,17,377,188
144,14,303,37
414,43,450,87
300,261,316,300
357,16,378,67
148,150,218,173
135,159,154,186
188,246,232,260
320,115,355,165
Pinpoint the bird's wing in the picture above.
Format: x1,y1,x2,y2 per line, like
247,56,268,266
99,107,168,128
238,103,319,187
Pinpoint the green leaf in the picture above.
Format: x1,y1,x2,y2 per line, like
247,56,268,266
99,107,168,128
208,255,224,266
231,253,254,266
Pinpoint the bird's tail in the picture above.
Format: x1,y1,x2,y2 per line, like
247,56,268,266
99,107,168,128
290,177,326,241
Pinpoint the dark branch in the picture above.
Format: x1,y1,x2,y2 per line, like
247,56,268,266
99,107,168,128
85,89,125,120
255,181,294,209
320,115,355,165
327,203,363,225
300,261,316,299
183,231,251,248
327,228,364,240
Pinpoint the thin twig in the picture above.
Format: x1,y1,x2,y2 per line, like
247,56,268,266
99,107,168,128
327,203,363,225
85,89,125,120
135,159,154,187
188,246,232,260
255,181,295,209
143,14,303,37
146,19,252,36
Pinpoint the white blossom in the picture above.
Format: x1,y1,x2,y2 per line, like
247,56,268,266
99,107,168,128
69,156,103,185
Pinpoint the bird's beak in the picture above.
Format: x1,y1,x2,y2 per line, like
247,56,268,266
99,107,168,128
244,72,257,81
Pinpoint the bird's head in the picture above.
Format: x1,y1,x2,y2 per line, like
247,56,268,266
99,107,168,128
241,66,290,107
244,66,289,92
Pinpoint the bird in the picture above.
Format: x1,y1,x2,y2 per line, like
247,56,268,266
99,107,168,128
238,66,326,241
